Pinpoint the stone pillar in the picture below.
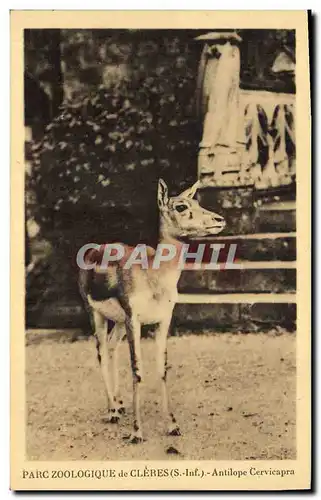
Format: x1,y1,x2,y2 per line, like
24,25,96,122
195,31,248,187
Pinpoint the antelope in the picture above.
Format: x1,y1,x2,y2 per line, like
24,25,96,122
78,179,225,443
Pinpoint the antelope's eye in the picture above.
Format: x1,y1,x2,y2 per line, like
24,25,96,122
175,204,188,213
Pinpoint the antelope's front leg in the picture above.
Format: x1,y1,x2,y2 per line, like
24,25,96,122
156,318,181,436
125,315,144,443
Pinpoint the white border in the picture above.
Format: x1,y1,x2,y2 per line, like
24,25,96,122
3,4,318,498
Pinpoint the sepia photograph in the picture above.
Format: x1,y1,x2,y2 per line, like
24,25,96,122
11,10,311,491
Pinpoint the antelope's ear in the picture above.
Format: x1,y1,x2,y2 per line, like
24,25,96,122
179,180,201,199
157,178,169,210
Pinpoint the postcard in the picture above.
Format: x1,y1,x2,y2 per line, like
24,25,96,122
11,10,311,491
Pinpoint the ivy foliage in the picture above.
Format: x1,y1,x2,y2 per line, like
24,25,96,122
28,66,200,257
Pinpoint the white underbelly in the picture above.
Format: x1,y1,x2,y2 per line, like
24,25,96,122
88,293,177,325
131,292,177,324
137,302,175,324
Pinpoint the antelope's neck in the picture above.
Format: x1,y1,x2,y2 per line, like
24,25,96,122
159,234,183,251
158,222,184,256
157,225,185,277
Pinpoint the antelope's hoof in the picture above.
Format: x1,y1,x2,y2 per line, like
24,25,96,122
101,415,120,424
167,426,181,436
129,435,144,444
114,399,125,414
123,433,144,444
102,409,121,424
117,404,126,415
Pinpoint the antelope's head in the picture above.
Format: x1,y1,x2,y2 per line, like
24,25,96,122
158,179,226,239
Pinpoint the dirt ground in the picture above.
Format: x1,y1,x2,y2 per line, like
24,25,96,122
26,333,296,461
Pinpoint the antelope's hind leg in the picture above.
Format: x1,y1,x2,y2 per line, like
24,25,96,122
93,311,122,424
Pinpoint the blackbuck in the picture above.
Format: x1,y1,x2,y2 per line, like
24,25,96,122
79,179,225,443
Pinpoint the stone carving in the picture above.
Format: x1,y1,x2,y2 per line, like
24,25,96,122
195,31,296,189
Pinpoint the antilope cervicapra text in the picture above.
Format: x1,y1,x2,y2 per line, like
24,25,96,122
78,179,225,443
